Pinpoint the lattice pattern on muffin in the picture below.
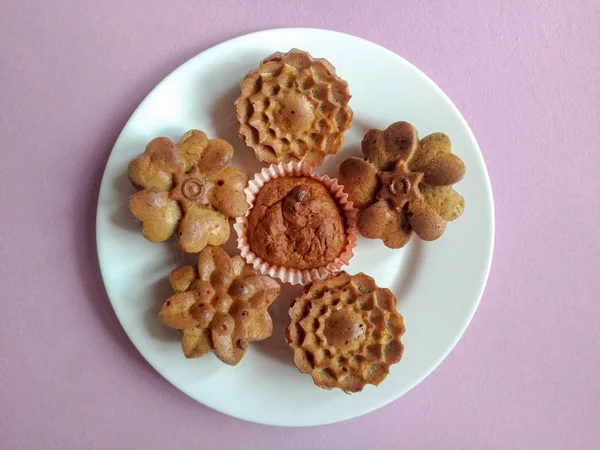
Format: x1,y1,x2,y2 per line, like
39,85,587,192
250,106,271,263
286,272,405,393
235,49,353,167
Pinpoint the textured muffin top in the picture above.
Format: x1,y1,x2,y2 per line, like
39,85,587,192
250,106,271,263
234,49,353,167
286,271,405,393
247,176,346,270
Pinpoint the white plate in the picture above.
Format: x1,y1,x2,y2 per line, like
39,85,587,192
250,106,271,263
96,28,494,427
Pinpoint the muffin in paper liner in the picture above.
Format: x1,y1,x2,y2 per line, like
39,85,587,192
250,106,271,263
234,161,357,285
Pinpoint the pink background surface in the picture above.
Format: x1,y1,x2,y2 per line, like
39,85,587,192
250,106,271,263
1,0,599,448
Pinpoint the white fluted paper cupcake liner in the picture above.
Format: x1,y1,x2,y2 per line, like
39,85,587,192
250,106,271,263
234,161,358,285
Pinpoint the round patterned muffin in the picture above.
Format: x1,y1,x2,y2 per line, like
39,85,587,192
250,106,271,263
234,49,353,167
246,176,346,270
286,272,405,393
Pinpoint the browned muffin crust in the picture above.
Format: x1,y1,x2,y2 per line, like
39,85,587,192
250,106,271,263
234,49,353,167
286,271,405,393
247,177,346,270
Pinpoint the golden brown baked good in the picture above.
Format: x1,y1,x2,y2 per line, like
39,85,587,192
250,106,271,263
286,272,405,393
158,246,280,365
128,130,249,253
246,176,346,270
339,121,465,248
234,49,353,167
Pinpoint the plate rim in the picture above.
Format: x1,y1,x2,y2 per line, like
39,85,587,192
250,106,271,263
95,26,495,427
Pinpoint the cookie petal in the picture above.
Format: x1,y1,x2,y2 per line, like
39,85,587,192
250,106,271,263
210,167,249,218
229,275,280,309
363,122,418,170
177,130,208,170
411,133,451,166
181,326,212,358
421,185,465,222
338,157,380,208
169,265,198,292
408,199,447,241
382,121,418,162
357,201,411,249
419,153,465,186
196,245,235,284
178,208,230,253
361,129,387,169
128,138,183,190
129,190,182,242
410,133,465,187
158,292,200,329
246,311,273,342
197,139,234,174
211,313,248,365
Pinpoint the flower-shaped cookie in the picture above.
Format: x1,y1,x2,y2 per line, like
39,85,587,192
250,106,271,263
339,122,465,248
128,130,249,253
286,272,405,393
234,49,353,167
159,246,281,365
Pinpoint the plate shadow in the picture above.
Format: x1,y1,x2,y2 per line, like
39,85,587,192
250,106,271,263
391,239,424,307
